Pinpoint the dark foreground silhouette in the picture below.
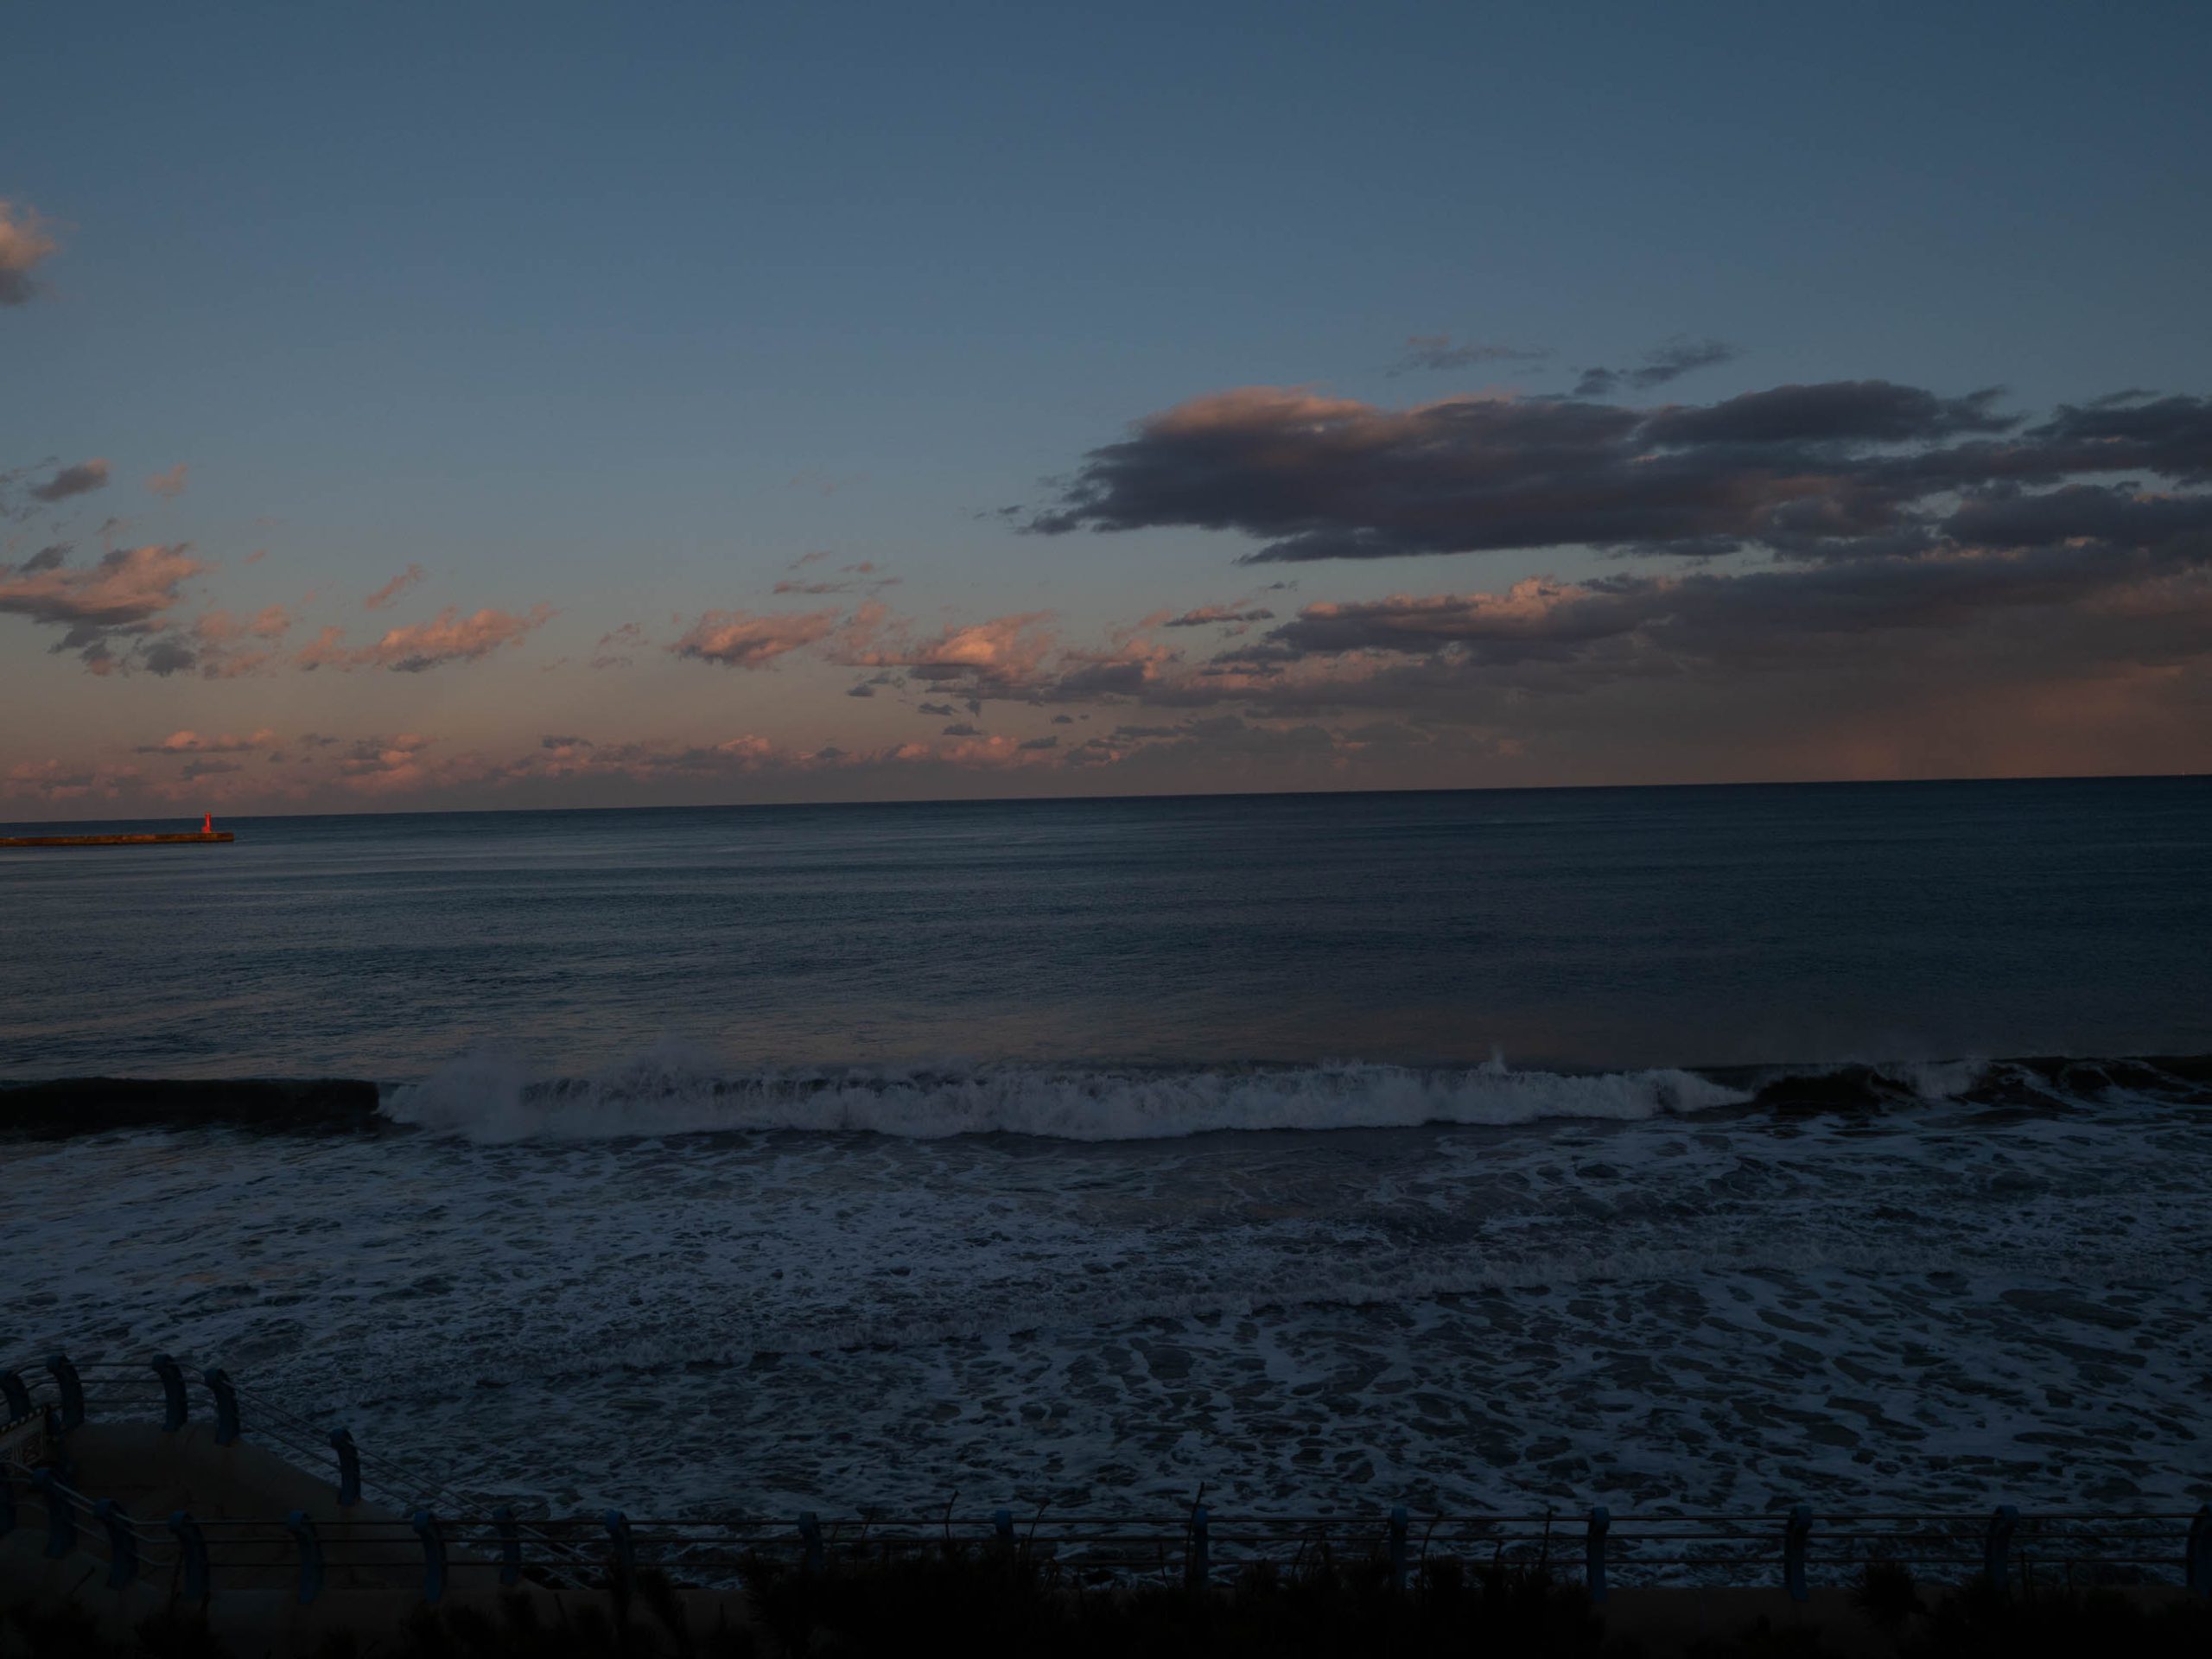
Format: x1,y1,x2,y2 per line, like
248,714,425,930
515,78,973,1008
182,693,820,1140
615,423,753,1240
5,1553,2209,1658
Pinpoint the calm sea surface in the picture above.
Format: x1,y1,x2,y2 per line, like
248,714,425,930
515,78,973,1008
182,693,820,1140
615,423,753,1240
3,779,2209,1531
4,777,2208,1079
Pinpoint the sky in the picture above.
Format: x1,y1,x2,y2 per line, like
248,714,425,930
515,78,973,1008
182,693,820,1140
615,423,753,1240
4,0,2211,818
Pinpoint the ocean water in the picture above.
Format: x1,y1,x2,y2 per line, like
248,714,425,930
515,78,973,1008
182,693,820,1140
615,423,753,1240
3,779,2209,1522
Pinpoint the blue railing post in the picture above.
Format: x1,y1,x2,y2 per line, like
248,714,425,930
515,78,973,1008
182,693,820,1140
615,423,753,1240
32,1471,73,1559
95,1499,139,1589
798,1512,825,1573
203,1370,240,1446
150,1357,188,1432
285,1510,324,1605
494,1505,523,1586
0,1371,29,1422
330,1429,361,1506
603,1510,634,1592
1586,1506,1611,1603
1984,1504,2018,1594
169,1512,210,1605
1783,1506,1812,1603
412,1510,448,1605
2188,1504,2211,1599
45,1355,84,1433
1389,1506,1409,1591
993,1508,1014,1549
1185,1505,1210,1591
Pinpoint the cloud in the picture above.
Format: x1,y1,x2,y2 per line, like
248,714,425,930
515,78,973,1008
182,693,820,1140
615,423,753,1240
0,542,204,671
28,459,110,504
1387,334,1551,376
589,621,645,669
135,729,281,755
671,607,841,668
1027,378,2212,566
1164,604,1275,628
145,463,189,499
916,701,956,716
296,603,555,672
363,563,428,610
1573,336,1739,398
0,201,59,307
830,607,1058,692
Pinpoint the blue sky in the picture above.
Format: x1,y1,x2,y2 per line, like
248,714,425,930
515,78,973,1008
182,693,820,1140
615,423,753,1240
5,1,2211,814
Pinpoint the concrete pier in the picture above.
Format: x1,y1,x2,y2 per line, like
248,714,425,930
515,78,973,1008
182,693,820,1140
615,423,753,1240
0,832,234,848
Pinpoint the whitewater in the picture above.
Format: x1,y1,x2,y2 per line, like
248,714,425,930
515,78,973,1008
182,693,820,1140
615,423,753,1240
6,1049,2207,1522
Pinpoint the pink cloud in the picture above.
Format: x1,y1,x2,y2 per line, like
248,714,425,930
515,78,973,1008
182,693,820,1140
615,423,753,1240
0,201,59,307
296,603,555,672
145,463,190,499
363,563,428,610
134,728,280,755
671,607,841,668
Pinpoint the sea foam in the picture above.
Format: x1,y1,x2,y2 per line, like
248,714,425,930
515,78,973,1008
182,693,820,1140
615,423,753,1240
381,1045,1747,1142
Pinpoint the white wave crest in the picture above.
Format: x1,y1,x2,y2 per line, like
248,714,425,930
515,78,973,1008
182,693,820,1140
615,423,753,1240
382,1044,1747,1143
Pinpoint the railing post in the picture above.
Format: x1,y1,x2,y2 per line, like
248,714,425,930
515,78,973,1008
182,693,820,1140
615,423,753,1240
0,1469,15,1535
330,1428,361,1506
2189,1504,2211,1599
1984,1504,2018,1594
95,1499,140,1588
1389,1506,1409,1591
1185,1505,1210,1592
0,1370,29,1422
494,1505,523,1586
993,1508,1014,1549
286,1510,324,1605
203,1369,240,1446
169,1512,210,1605
798,1511,824,1573
1783,1506,1812,1603
45,1355,84,1433
412,1510,448,1605
32,1471,73,1559
150,1356,188,1432
603,1510,634,1593
1586,1506,1611,1603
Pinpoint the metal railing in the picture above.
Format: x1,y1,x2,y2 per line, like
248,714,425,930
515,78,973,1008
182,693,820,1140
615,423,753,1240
6,1351,2209,1610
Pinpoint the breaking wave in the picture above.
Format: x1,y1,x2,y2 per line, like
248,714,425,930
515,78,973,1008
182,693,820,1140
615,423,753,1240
380,1046,1748,1141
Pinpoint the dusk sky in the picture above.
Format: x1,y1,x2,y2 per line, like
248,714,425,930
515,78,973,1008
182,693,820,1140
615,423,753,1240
5,1,2210,817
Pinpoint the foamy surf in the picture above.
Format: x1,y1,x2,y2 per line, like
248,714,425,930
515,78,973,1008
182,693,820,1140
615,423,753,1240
379,1047,1748,1141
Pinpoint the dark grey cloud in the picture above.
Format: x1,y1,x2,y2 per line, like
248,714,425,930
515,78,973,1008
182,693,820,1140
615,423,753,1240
22,543,69,572
1386,334,1551,377
1164,605,1275,627
28,459,110,503
1573,337,1738,398
1029,381,2212,566
940,721,982,737
1017,734,1058,751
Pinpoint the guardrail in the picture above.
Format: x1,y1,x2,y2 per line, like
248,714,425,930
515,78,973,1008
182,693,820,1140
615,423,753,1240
6,1351,2209,1610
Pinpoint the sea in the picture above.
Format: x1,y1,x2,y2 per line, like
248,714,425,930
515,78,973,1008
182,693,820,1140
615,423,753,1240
3,778,2209,1524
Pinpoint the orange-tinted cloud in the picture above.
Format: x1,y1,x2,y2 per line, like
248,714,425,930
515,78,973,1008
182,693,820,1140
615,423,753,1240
145,463,190,499
0,201,59,307
363,563,428,610
671,607,841,668
296,604,554,672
